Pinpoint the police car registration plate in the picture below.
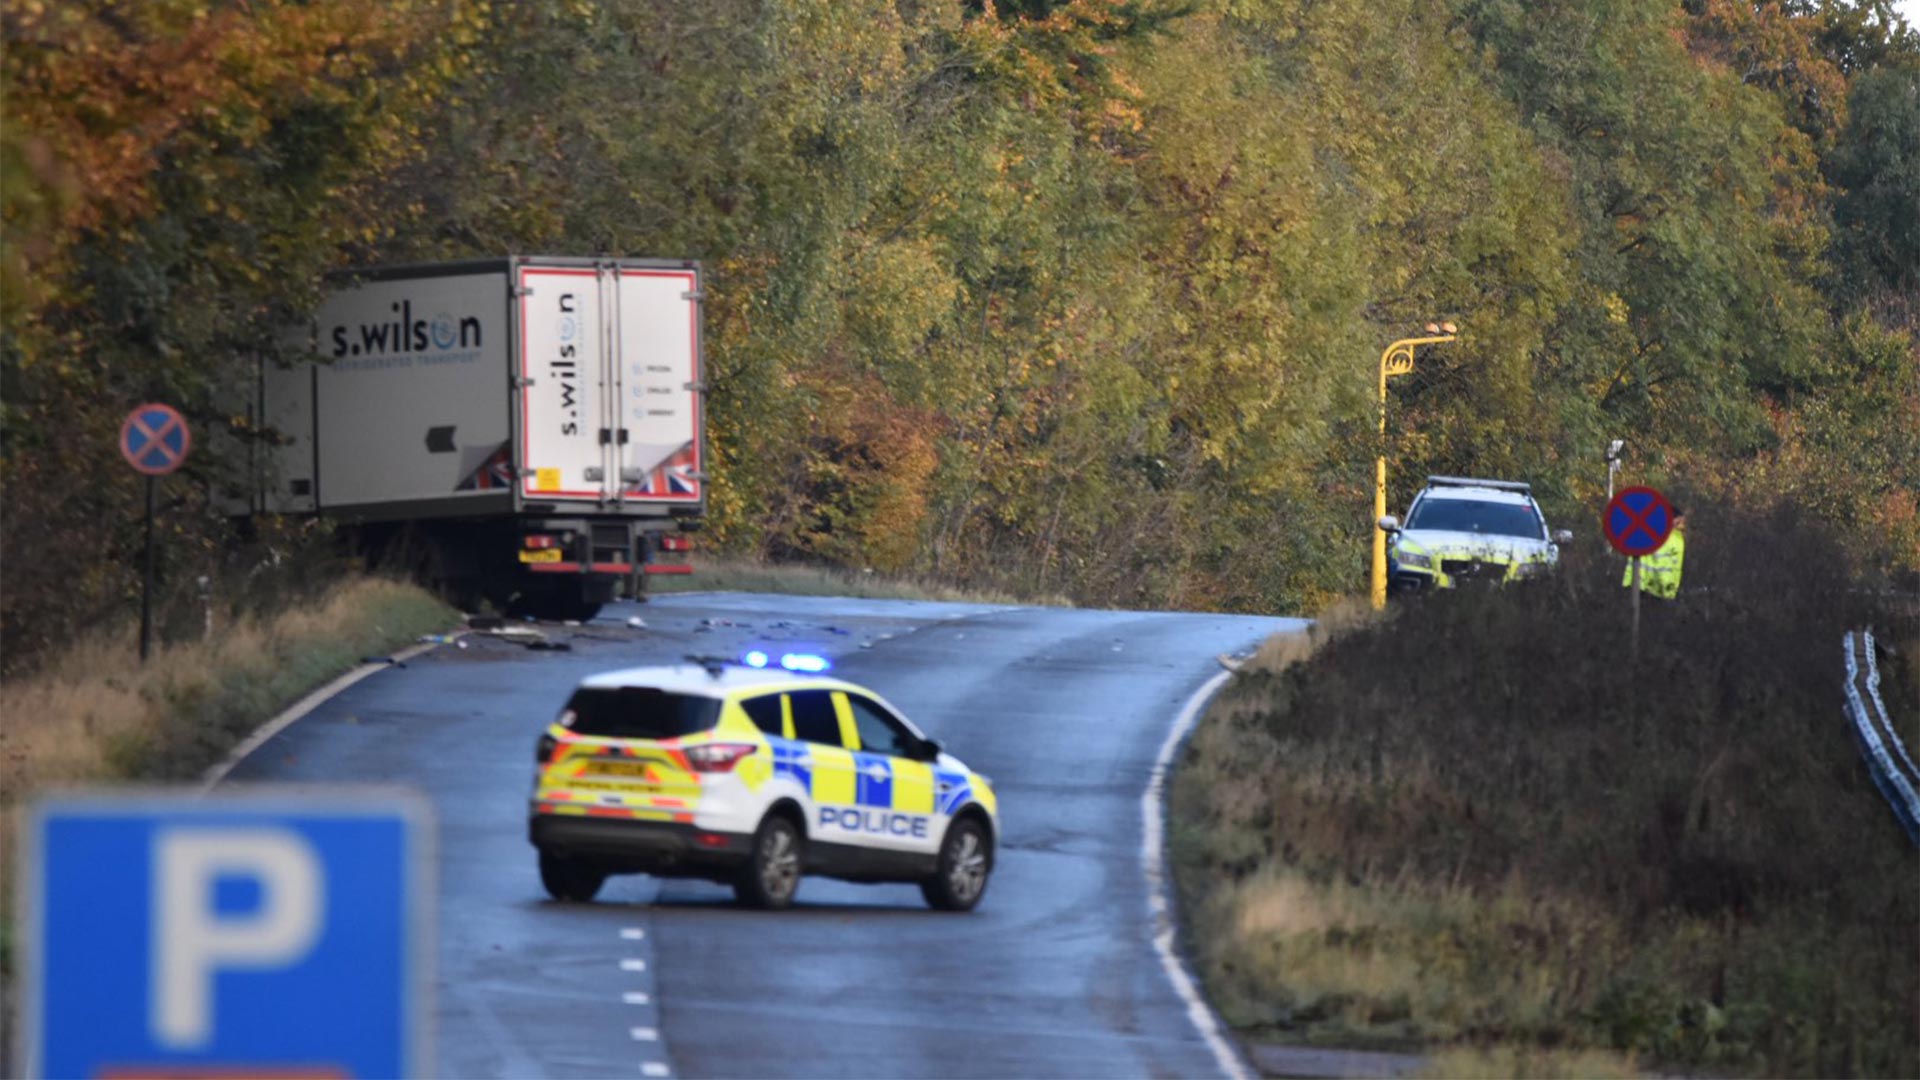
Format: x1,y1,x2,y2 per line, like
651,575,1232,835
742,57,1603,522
587,760,652,778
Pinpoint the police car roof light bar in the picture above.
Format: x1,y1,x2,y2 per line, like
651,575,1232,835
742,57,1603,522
1426,475,1531,493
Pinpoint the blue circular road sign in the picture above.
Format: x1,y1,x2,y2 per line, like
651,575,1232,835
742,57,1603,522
1604,485,1673,557
120,403,192,476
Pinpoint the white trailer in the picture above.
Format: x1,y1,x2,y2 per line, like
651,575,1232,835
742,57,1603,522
237,257,705,619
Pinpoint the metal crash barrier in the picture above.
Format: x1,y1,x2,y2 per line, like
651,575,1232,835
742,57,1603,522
1842,629,1920,846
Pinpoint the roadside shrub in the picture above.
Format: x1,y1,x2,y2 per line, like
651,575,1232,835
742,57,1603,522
1172,500,1920,1076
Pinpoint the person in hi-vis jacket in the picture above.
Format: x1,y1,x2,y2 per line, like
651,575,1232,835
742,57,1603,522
1623,505,1685,599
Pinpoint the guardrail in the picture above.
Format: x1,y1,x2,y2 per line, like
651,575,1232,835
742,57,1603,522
1842,629,1920,846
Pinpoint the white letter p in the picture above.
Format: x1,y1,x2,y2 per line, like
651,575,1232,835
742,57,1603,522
153,828,323,1048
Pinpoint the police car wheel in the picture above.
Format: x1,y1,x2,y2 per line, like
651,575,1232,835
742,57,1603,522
539,850,606,903
921,818,991,912
735,815,803,909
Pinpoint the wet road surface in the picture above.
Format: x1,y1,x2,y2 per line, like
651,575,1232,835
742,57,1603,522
226,593,1304,1078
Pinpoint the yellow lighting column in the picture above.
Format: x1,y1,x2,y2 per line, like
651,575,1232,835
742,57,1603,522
1372,324,1457,609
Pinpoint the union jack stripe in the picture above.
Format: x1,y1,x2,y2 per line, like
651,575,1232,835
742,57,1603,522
456,443,514,491
630,443,698,497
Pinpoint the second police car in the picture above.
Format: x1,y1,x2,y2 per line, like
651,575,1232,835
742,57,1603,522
1378,476,1573,594
528,653,998,911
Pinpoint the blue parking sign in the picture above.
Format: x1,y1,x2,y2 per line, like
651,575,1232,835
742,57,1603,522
19,790,433,1079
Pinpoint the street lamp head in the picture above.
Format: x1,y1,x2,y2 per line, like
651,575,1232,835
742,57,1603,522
1607,438,1625,460
1424,322,1440,334
1441,321,1458,334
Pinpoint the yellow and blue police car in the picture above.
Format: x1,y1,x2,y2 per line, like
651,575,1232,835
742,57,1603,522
528,653,998,911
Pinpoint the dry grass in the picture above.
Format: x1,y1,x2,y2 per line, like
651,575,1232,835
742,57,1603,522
1171,503,1920,1077
0,576,453,985
647,553,1069,607
1420,1045,1642,1079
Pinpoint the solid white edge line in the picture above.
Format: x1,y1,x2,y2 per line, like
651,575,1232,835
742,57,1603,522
199,636,452,791
1143,669,1255,1080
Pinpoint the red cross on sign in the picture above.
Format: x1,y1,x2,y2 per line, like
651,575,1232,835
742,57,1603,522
120,403,192,476
1603,485,1674,558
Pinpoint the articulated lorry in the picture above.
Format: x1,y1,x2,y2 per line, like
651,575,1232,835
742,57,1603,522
230,257,705,620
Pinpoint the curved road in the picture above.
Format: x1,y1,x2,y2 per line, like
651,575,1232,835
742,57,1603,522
226,593,1303,1078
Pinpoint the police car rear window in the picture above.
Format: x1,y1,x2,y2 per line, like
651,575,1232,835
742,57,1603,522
561,688,721,739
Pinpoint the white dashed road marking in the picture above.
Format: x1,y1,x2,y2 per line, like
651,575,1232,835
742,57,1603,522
642,1064,671,1077
622,927,646,940
631,1027,660,1042
620,958,647,972
623,991,651,1005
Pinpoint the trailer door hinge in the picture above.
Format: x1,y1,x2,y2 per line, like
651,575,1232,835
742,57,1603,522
617,429,630,444
512,285,534,298
598,428,613,446
682,290,705,302
512,375,535,388
584,466,605,482
620,467,647,483
684,381,709,393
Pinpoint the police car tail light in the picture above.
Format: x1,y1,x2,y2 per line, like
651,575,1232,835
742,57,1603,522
536,733,558,763
685,742,756,772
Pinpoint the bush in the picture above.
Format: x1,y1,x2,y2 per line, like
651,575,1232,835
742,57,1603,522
1172,500,1920,1076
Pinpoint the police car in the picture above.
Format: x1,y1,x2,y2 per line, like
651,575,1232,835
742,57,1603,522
528,653,998,911
1378,476,1573,594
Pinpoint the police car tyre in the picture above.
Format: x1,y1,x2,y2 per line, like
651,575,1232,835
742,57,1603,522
921,817,992,912
539,850,607,902
736,814,803,909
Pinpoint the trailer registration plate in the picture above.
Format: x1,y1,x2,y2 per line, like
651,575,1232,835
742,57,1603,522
518,549,563,564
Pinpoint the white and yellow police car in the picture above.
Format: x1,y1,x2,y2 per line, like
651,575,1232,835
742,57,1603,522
528,653,998,911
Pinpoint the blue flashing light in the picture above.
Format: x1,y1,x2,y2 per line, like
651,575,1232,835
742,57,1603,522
779,652,831,673
742,650,770,668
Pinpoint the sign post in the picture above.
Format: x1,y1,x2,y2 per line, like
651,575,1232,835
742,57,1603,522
119,403,192,662
19,789,433,1078
1603,485,1675,660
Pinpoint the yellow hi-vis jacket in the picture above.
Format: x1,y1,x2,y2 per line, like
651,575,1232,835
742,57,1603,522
1622,529,1685,599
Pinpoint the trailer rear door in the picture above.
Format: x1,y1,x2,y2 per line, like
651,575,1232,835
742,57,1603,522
517,261,702,507
517,265,614,502
614,267,702,505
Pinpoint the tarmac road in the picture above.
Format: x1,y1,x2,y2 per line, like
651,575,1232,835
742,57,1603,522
225,592,1304,1078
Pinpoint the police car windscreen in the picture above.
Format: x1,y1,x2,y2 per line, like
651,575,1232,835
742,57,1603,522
562,688,721,739
1409,499,1544,538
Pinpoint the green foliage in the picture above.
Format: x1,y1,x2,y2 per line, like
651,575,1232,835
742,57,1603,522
3,0,1915,661
1831,62,1920,297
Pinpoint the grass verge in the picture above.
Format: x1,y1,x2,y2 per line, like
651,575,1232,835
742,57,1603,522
0,576,456,1007
647,553,1067,607
1170,503,1920,1078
